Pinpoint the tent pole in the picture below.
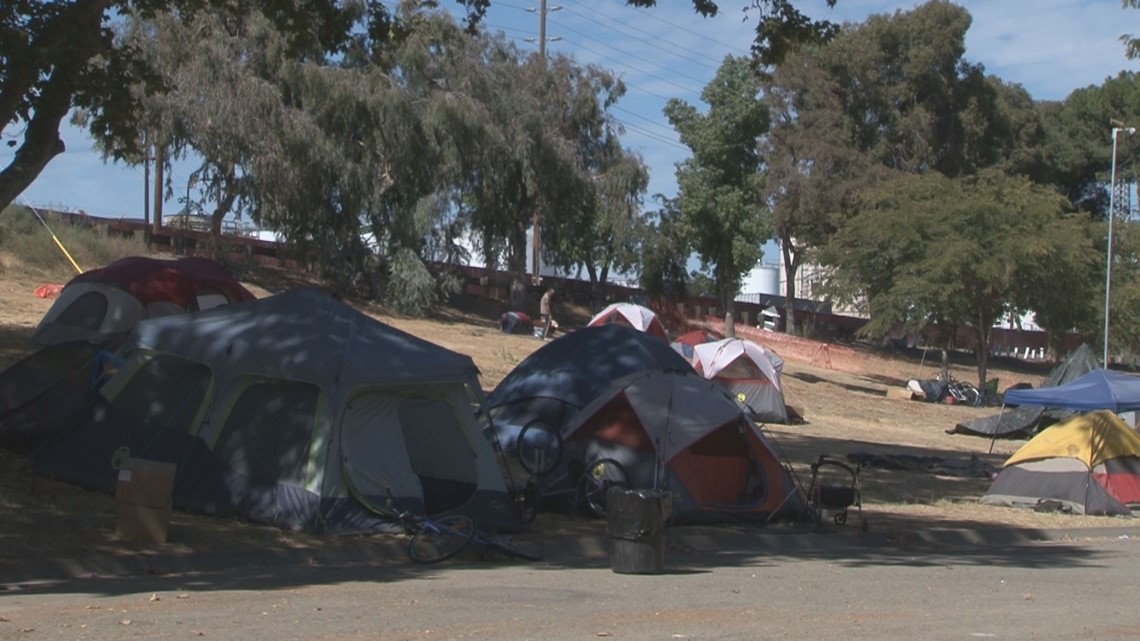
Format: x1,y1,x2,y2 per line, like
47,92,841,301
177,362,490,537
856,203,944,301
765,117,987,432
988,403,1007,454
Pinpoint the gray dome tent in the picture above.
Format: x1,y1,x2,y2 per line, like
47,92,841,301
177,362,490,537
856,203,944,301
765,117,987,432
485,324,696,440
26,288,518,534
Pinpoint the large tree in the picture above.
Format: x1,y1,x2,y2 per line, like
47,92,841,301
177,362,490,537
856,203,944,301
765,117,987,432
537,56,648,307
822,169,1093,388
664,55,770,334
2,0,841,218
761,44,868,333
0,0,358,214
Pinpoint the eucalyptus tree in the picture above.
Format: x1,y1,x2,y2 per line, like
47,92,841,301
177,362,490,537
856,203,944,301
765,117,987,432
107,10,305,240
821,169,1093,388
0,0,360,214
2,0,841,216
536,56,649,307
761,44,868,333
664,54,770,335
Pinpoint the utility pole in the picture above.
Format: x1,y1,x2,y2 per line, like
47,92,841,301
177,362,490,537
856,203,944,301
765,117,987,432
152,144,164,235
528,0,560,285
143,132,150,227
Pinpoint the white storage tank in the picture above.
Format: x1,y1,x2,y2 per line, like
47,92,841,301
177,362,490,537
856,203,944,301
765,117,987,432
741,264,780,296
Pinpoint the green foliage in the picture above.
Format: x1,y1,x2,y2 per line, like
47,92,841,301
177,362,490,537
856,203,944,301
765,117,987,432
822,169,1089,386
665,55,771,310
0,206,147,276
1102,219,1140,358
383,247,442,315
638,196,691,301
0,0,364,212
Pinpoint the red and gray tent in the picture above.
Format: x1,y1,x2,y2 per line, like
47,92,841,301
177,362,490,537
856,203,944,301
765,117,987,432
31,255,256,347
560,369,807,524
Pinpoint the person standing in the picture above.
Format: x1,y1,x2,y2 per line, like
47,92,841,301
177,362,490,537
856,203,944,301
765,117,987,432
539,287,556,340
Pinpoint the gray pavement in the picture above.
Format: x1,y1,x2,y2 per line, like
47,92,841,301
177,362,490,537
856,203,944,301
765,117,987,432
2,524,1139,640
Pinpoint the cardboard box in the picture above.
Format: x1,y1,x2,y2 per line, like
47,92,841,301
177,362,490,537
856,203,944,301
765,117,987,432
115,458,176,508
115,502,173,543
886,387,920,401
114,458,177,543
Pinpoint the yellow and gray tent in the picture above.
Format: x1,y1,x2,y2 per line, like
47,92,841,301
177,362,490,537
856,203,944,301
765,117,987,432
981,411,1140,516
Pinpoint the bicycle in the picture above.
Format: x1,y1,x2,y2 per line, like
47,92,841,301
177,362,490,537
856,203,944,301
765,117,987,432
385,490,541,563
516,419,629,518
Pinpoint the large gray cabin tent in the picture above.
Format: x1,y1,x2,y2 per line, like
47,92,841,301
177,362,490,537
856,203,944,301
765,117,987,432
28,288,519,534
949,344,1099,438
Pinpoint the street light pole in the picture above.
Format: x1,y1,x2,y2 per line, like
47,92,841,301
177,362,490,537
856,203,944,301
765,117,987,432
526,1,560,286
1104,124,1135,367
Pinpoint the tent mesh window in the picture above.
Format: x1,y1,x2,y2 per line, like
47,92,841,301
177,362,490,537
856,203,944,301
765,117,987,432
213,380,321,487
716,357,765,381
53,291,108,331
110,354,211,434
194,287,231,311
397,395,478,514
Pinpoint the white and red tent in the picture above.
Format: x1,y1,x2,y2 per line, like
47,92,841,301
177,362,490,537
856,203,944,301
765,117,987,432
691,338,790,424
31,256,256,347
587,302,668,340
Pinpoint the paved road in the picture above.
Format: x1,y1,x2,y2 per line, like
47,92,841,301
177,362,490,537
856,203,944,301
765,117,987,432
2,529,1139,641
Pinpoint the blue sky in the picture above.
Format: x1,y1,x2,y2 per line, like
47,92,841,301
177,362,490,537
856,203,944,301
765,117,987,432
3,0,1138,236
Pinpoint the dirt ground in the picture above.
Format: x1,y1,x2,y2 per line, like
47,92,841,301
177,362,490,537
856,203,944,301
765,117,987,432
0,256,1136,574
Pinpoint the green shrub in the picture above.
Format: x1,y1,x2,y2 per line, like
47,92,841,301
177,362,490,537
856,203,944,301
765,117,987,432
0,206,147,278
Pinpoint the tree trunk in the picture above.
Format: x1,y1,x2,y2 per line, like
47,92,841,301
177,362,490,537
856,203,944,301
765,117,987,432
509,220,528,311
724,280,736,339
208,174,238,258
0,0,109,213
975,311,996,392
779,234,801,334
0,95,68,213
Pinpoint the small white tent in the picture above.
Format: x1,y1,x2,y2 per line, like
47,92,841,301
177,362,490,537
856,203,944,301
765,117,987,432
691,338,790,424
587,302,669,340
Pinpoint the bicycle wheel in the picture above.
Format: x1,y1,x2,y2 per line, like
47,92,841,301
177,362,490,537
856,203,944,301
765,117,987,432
579,458,628,518
517,420,563,477
408,514,475,563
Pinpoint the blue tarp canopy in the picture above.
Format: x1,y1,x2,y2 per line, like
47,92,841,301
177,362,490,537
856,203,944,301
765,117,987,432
1004,368,1140,412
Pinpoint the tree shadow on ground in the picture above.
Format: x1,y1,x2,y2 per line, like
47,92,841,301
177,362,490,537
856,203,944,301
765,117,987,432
786,371,886,397
0,515,1118,598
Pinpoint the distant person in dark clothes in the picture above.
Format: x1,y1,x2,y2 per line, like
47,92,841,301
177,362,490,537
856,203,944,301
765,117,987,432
539,288,556,340
500,311,533,334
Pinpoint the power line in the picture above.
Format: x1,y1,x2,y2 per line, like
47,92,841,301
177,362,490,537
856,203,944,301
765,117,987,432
605,0,751,56
554,3,725,72
614,118,689,152
558,36,700,96
547,17,714,87
612,105,679,141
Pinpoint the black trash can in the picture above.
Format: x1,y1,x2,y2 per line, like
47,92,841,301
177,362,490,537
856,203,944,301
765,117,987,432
606,488,671,575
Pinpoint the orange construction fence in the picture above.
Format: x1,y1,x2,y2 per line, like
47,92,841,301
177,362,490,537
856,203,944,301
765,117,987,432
699,317,1046,389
